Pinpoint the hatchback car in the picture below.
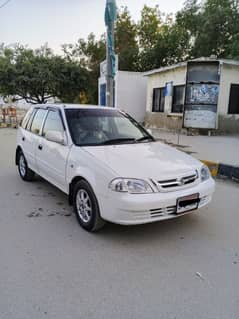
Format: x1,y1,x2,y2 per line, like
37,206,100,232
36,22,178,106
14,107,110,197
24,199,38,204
16,104,215,231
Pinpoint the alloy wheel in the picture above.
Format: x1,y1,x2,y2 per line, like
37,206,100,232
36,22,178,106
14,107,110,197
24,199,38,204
76,189,93,223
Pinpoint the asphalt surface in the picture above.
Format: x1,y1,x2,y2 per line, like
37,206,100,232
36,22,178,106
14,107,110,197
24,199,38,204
0,129,238,319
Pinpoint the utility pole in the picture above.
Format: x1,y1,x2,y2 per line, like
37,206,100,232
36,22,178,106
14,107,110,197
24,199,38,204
106,40,114,107
104,0,117,107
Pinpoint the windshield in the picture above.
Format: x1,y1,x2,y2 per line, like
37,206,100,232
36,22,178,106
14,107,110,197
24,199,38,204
65,108,154,146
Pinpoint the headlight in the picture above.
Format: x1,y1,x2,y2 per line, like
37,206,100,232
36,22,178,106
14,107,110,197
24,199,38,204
109,178,154,194
200,165,210,182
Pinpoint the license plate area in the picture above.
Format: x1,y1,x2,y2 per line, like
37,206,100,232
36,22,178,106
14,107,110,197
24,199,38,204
177,193,200,214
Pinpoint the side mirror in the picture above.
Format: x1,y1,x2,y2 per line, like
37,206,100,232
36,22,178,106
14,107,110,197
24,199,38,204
45,130,65,145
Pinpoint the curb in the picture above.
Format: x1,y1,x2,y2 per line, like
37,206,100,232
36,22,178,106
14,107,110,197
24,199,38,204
201,160,239,183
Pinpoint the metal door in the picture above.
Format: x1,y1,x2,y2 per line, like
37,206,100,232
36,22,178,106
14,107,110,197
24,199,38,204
183,62,220,129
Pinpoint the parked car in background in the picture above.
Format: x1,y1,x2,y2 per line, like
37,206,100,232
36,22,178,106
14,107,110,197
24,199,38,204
16,104,215,232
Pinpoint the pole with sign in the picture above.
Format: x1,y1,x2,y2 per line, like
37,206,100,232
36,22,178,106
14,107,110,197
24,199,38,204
104,0,117,107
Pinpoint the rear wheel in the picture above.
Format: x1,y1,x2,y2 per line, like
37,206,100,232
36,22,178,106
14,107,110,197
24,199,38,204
18,151,35,181
73,180,105,232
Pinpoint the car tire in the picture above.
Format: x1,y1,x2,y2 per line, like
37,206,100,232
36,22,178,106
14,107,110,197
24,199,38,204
18,151,35,181
73,180,105,232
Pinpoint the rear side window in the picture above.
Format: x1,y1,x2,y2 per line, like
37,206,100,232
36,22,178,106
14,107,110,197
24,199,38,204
21,108,33,129
30,109,47,135
26,109,37,131
42,110,64,137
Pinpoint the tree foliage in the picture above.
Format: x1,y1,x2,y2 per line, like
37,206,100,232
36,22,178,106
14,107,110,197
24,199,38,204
62,33,106,103
138,5,162,50
139,0,239,70
175,0,239,59
115,7,139,71
1,0,239,105
193,0,239,57
0,44,88,104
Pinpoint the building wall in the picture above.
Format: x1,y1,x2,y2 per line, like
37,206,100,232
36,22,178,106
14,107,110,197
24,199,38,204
115,71,147,122
145,66,187,129
145,62,239,133
98,71,147,122
218,64,239,133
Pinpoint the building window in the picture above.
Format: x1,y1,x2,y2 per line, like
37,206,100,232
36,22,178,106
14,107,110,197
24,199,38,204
172,85,185,113
228,84,239,114
152,88,165,112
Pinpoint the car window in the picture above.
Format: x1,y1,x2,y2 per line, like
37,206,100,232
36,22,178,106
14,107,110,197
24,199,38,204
113,116,142,137
21,108,33,129
42,110,64,137
65,109,152,146
30,109,47,135
26,109,37,131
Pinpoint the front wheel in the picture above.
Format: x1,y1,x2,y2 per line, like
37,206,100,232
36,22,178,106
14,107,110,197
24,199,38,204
18,151,35,181
73,180,105,232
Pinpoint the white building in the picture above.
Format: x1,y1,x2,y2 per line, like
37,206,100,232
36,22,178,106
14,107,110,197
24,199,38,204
98,63,147,122
144,58,239,133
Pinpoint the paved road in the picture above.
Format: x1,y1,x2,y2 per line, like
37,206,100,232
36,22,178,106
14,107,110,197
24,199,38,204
0,129,238,319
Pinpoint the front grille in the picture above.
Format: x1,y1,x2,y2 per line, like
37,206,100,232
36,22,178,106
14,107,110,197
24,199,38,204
150,206,176,218
157,172,198,190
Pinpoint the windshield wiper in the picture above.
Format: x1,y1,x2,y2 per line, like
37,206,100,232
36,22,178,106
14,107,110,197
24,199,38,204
100,138,136,145
135,136,154,143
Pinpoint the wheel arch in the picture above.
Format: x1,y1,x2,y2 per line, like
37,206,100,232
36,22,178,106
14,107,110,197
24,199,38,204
15,146,23,165
68,176,91,205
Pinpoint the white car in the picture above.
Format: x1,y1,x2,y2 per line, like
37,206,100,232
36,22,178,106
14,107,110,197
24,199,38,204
16,104,215,232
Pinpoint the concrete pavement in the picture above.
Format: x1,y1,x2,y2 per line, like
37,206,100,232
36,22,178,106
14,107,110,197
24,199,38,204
0,129,239,319
151,129,239,181
151,129,239,166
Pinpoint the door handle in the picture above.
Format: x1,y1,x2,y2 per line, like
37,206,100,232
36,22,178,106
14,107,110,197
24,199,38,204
22,137,25,141
38,145,43,150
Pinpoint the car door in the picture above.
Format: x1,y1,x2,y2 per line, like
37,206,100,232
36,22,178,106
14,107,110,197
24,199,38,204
21,108,47,172
19,108,36,170
35,109,70,193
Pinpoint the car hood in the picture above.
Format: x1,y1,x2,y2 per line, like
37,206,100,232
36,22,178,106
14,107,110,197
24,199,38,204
83,142,202,180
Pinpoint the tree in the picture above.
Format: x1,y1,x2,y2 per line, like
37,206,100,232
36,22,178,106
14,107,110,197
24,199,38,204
191,0,239,57
0,44,88,104
62,33,106,104
174,0,239,59
138,5,162,50
115,6,139,71
62,8,140,103
174,0,200,59
56,59,89,104
2,1,238,107
175,0,200,40
228,34,239,59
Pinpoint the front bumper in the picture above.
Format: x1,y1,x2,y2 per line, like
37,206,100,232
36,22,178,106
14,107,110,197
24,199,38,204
99,178,215,225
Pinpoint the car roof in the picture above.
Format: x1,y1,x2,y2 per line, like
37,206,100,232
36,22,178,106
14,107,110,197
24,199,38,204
32,104,117,111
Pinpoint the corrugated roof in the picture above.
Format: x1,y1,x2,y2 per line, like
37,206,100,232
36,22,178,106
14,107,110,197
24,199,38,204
143,62,187,76
143,57,239,77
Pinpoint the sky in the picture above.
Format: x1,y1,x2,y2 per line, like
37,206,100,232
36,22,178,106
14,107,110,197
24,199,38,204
0,0,185,53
